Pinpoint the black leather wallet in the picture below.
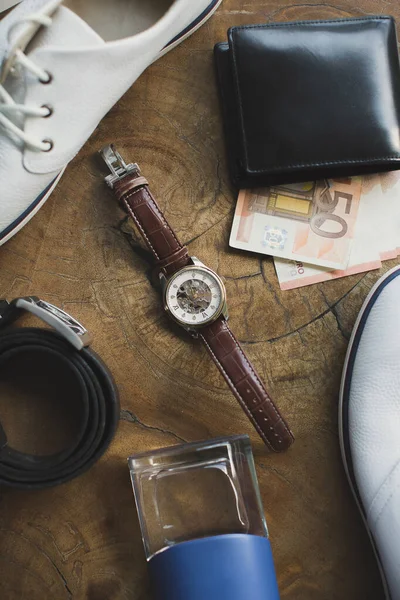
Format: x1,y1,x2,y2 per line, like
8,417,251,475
215,16,400,188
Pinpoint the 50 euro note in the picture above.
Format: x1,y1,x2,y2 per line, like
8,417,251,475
274,254,382,291
380,170,400,259
273,173,397,290
230,178,362,269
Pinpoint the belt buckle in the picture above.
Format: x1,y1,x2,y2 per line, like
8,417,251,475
0,297,92,351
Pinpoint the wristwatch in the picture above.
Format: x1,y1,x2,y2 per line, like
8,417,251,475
100,145,294,452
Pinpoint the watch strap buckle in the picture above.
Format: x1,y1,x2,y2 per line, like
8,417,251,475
100,144,140,189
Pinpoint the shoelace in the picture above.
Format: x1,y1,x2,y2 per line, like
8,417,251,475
0,13,54,152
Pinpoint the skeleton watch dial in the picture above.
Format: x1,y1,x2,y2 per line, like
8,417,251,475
165,266,225,327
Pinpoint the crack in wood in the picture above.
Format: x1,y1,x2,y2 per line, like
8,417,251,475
320,288,351,341
182,213,231,247
241,275,366,344
0,528,73,598
47,558,73,599
0,553,51,592
120,409,187,443
225,271,261,281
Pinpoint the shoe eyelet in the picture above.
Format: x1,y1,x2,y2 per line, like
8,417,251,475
41,105,53,118
39,71,53,85
42,139,54,152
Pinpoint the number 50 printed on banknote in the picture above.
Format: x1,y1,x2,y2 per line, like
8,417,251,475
229,178,362,269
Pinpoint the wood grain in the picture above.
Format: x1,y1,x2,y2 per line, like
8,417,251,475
0,0,398,598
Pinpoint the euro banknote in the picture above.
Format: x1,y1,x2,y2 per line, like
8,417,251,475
274,172,400,290
230,178,362,269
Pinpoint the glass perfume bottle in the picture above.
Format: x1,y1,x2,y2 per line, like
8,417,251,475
129,435,280,600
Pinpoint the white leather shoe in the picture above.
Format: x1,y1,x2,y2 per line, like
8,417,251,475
1,1,22,12
340,265,400,600
0,0,222,244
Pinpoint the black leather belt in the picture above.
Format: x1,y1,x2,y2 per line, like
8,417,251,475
0,297,120,489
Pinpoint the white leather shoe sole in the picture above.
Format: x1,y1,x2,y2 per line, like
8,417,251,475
0,0,222,246
0,168,65,245
157,0,222,59
339,265,400,600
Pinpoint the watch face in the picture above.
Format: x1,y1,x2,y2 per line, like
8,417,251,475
165,266,225,328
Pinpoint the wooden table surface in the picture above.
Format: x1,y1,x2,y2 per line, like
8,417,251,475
0,1,398,598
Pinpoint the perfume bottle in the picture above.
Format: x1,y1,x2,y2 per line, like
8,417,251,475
129,435,280,600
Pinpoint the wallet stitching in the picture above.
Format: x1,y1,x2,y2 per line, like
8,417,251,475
246,157,400,173
230,16,392,34
229,16,399,174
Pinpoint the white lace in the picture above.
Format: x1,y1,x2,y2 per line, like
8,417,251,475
0,13,54,152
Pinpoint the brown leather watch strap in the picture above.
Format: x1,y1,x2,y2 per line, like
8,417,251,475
200,317,294,452
114,174,192,276
103,149,293,452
